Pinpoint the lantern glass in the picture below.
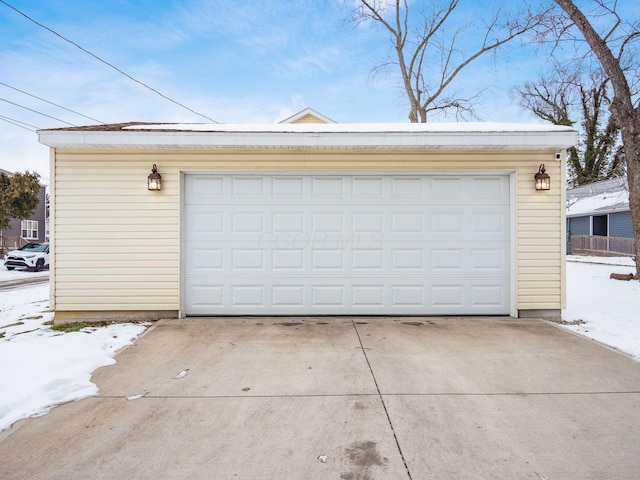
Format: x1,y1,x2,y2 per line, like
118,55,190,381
535,164,550,191
148,164,162,191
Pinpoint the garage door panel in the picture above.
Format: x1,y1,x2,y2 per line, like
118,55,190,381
232,212,264,233
272,212,305,232
231,285,264,306
312,177,346,198
391,177,424,198
184,210,224,237
470,283,508,307
186,248,224,273
392,212,425,233
471,176,510,201
352,249,384,270
470,210,509,236
184,175,225,202
431,248,465,271
391,285,426,306
352,176,384,197
232,176,265,197
272,176,304,197
272,249,305,271
185,243,510,277
187,284,224,310
184,174,510,315
185,277,509,315
391,249,425,270
471,247,510,272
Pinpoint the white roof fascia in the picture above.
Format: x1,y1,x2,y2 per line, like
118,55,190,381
39,123,578,150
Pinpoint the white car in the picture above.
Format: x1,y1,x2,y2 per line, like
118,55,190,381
3,243,50,272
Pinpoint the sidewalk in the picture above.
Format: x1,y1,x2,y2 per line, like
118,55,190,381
0,276,48,290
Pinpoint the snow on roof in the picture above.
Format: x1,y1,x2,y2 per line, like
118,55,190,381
566,189,629,217
39,121,577,150
119,121,573,133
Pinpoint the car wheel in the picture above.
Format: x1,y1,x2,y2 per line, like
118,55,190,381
6,267,14,271
34,259,44,272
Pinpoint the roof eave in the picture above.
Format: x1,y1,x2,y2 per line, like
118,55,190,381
38,129,578,151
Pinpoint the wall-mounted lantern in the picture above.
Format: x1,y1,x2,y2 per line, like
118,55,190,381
535,164,550,191
148,164,161,191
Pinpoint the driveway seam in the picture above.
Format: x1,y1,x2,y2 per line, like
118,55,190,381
351,319,413,480
95,394,383,399
95,390,640,399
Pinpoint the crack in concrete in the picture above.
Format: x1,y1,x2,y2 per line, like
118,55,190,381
351,319,413,480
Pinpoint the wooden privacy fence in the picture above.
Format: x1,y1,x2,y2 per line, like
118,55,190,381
0,236,28,257
570,235,635,257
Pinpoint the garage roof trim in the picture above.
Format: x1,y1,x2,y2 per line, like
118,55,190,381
39,122,577,150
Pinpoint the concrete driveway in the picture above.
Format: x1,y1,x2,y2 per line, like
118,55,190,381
1,317,640,479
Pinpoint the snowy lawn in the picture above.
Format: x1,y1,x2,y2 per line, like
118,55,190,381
0,270,148,432
562,256,640,360
0,257,638,432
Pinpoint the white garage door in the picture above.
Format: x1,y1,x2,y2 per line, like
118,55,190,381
183,174,510,316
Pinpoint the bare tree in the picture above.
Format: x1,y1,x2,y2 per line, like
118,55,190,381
351,0,552,122
552,0,640,275
516,65,625,186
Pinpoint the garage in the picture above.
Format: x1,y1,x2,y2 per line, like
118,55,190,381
184,173,510,316
39,115,578,324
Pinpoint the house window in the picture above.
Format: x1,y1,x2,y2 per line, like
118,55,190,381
21,220,38,240
592,215,608,236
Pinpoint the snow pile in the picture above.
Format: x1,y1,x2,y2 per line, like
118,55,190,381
562,260,640,360
0,284,147,431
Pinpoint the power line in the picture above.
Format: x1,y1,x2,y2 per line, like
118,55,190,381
0,115,38,132
0,81,104,124
0,113,40,130
0,0,218,123
0,96,76,126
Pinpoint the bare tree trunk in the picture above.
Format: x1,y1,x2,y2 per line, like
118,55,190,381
554,0,640,277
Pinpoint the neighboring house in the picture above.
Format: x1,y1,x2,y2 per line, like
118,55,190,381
0,168,47,254
39,109,577,324
566,177,633,255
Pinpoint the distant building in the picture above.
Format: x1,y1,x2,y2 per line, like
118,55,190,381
0,168,47,251
566,177,632,255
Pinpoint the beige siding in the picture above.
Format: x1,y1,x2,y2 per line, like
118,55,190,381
289,113,328,124
52,148,565,315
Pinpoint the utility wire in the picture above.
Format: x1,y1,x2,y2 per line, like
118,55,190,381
0,96,76,126
0,81,104,124
0,0,218,123
0,113,40,130
0,115,38,132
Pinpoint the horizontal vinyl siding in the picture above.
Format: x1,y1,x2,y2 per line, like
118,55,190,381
609,211,633,238
53,156,179,311
52,148,564,313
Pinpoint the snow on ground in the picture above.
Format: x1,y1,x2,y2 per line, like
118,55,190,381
0,257,639,432
0,270,147,432
0,267,49,282
562,257,640,360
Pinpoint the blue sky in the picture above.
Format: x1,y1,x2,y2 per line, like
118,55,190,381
1,0,632,181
